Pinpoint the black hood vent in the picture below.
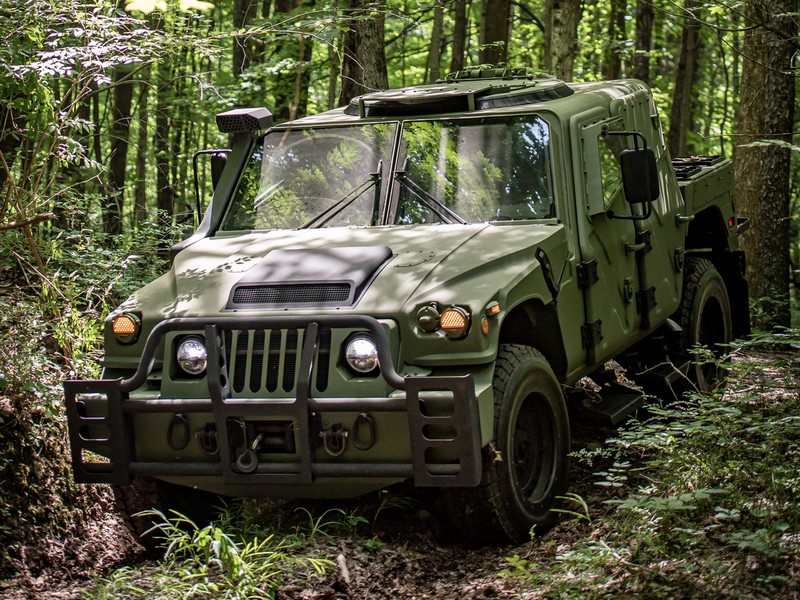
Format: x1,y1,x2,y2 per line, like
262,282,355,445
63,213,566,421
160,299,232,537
226,246,393,310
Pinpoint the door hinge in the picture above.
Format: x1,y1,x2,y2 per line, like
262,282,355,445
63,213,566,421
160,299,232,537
581,320,603,349
636,286,657,314
577,259,599,290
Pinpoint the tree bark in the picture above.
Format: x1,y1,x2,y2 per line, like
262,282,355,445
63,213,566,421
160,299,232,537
667,0,702,157
547,0,581,80
602,0,626,79
734,0,796,328
338,0,389,105
426,0,445,82
632,0,654,83
478,0,511,66
133,79,149,229
105,66,134,236
154,62,174,226
449,0,468,74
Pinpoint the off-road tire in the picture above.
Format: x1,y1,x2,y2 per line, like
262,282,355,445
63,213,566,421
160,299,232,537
677,256,733,392
443,344,570,543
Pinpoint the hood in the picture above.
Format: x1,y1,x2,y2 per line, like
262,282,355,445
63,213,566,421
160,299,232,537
120,223,566,319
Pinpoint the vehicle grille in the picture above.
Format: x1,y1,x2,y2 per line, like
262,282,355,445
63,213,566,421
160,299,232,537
230,284,352,307
223,327,332,396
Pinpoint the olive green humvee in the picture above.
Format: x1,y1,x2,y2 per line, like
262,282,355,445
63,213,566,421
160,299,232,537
65,68,749,542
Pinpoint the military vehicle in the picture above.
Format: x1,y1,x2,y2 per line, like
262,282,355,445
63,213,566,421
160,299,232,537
64,67,749,542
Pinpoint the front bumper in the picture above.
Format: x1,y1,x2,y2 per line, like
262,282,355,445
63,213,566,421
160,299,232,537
64,315,482,489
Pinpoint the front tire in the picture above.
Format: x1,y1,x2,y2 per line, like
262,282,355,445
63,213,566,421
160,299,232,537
444,345,570,543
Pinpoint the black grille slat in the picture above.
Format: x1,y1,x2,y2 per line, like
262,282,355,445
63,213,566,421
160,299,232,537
316,328,332,393
283,330,298,392
231,284,351,306
232,330,249,393
249,330,265,392
266,330,281,392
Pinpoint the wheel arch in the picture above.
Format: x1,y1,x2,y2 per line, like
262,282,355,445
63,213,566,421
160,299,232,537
685,206,750,339
498,300,568,380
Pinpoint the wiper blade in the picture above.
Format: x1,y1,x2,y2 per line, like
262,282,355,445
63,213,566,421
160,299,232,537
300,160,383,229
394,158,467,225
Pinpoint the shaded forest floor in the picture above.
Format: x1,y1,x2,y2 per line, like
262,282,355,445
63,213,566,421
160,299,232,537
1,286,799,598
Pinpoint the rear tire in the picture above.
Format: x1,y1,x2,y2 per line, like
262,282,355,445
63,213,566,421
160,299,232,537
677,257,733,392
444,345,570,543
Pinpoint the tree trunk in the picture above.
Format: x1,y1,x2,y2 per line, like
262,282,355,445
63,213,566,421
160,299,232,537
478,0,511,66
154,62,174,226
547,0,581,80
105,66,134,236
734,0,796,328
667,0,702,158
602,0,626,79
426,0,445,83
632,0,654,83
449,0,468,74
338,0,389,105
133,79,149,229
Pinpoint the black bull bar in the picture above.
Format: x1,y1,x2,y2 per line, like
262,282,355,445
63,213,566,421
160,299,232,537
64,315,483,488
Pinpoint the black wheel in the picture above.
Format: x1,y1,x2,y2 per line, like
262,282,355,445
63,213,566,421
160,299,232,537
443,344,570,543
677,257,733,392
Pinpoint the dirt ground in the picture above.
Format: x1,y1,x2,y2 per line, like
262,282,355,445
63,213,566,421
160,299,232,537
0,412,613,600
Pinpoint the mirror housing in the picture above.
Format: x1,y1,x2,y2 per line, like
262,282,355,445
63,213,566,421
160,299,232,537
620,147,659,205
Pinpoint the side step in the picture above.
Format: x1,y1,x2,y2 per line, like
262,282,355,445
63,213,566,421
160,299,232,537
580,385,645,426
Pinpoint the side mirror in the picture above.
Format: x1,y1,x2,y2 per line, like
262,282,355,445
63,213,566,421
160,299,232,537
620,147,659,205
192,149,231,224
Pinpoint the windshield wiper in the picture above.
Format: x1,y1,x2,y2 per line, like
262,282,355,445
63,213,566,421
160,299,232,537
300,160,383,229
394,157,467,225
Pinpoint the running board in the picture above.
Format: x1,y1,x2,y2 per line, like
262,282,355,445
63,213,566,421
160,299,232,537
580,385,645,426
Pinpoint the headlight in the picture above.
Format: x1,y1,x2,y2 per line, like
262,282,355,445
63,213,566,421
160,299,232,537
176,337,208,375
344,334,379,374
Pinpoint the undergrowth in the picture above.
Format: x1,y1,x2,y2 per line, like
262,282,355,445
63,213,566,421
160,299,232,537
503,330,800,598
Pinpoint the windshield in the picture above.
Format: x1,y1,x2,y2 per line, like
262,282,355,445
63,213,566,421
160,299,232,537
221,124,396,230
394,115,554,224
220,115,554,231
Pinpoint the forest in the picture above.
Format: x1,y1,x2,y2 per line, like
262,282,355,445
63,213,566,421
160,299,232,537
0,0,799,597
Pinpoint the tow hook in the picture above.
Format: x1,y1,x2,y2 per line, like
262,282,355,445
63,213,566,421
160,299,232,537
320,424,348,457
167,414,190,450
235,432,264,474
195,424,219,455
352,413,376,451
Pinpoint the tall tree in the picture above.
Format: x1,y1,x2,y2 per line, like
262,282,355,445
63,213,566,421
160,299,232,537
667,0,702,157
338,0,389,105
425,0,445,83
602,0,626,79
545,0,581,80
734,0,797,327
632,0,654,83
105,65,134,235
479,0,511,66
449,0,468,74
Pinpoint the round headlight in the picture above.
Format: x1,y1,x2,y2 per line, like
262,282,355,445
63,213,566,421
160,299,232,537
176,337,208,375
345,335,379,374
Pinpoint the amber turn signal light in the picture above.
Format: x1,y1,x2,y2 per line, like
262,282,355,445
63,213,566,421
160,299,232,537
440,306,470,339
111,313,141,344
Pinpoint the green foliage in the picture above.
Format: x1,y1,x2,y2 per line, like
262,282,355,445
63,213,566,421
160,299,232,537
91,508,330,599
502,332,800,597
